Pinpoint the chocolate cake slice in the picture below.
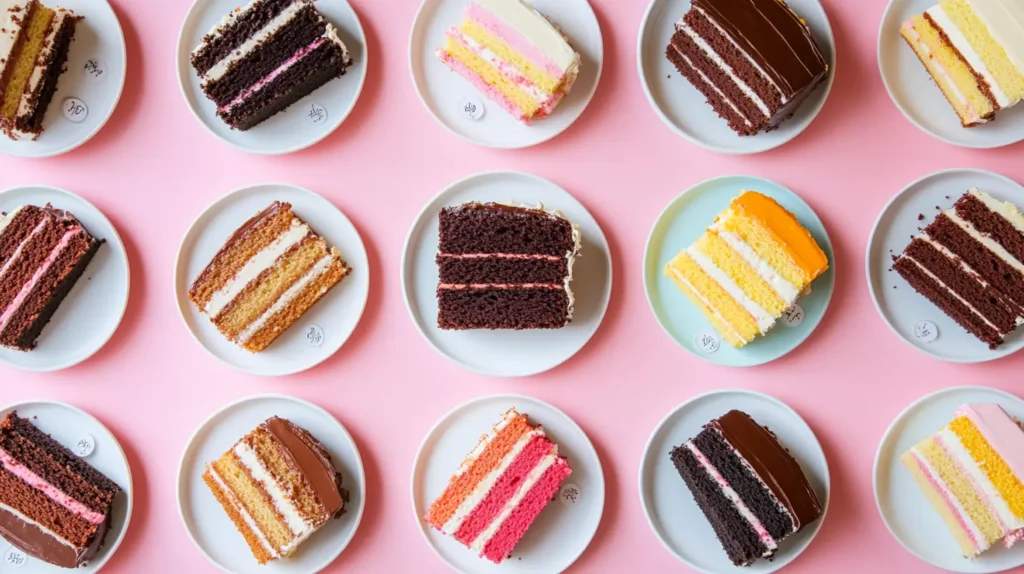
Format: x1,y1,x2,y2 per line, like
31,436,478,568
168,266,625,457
0,204,103,351
0,412,121,568
436,202,581,330
670,410,822,567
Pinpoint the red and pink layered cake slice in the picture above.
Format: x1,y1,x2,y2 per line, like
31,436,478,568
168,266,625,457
425,409,571,563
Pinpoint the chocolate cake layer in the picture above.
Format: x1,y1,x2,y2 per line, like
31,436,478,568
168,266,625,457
0,207,48,261
955,194,1024,265
0,468,98,547
928,213,1024,310
437,255,568,286
191,0,298,75
439,204,575,257
13,12,79,136
437,288,570,330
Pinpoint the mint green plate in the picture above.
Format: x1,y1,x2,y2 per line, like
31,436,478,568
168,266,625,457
643,175,836,367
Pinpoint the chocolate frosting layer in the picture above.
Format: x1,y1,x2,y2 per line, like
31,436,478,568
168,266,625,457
0,505,109,568
265,417,345,517
711,410,822,530
692,0,827,99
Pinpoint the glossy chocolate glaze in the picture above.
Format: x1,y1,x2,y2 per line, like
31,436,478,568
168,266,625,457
0,505,110,568
265,417,345,517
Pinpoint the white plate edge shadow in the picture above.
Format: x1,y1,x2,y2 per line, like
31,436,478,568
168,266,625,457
172,182,370,377
0,185,131,372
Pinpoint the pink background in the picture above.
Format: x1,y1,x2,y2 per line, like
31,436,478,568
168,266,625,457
2,0,1024,572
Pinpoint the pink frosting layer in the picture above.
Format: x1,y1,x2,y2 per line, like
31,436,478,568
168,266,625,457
438,283,563,290
0,227,81,332
437,50,529,123
911,449,980,554
933,433,1010,536
465,1,565,78
957,404,1024,478
438,253,562,262
222,37,328,113
0,447,105,525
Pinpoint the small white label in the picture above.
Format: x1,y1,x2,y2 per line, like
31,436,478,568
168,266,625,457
458,96,485,121
307,103,327,126
3,546,28,568
305,325,325,347
82,59,107,84
914,320,939,343
781,304,805,328
73,434,96,457
695,332,721,354
559,483,581,507
62,98,87,123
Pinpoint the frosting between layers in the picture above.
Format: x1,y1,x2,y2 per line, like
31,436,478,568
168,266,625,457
712,226,801,303
447,28,551,108
0,447,104,524
911,446,989,554
945,209,1024,275
237,253,336,344
903,21,985,124
222,37,328,114
454,410,517,478
903,255,1005,335
192,0,260,50
0,0,33,70
970,188,1024,234
668,266,748,344
927,5,1010,107
201,1,308,84
233,441,314,538
958,405,1024,479
437,49,529,122
967,0,1024,74
0,227,82,333
676,19,772,118
207,464,278,559
438,253,562,261
468,453,559,552
472,0,577,75
0,216,47,279
438,283,563,290
686,246,774,334
679,51,752,127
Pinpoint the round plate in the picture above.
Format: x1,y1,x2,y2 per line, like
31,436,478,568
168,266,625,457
639,389,830,574
866,168,1024,363
0,0,126,158
401,170,612,377
638,0,836,154
176,0,367,155
0,186,129,372
409,0,604,149
0,400,133,573
879,0,1024,149
643,175,836,367
411,394,604,574
874,386,1024,573
174,183,369,376
177,394,365,574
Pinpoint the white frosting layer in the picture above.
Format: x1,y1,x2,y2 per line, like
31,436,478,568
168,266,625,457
0,500,77,550
904,255,1004,334
712,226,801,303
676,20,772,118
904,23,987,123
911,447,990,554
234,441,314,539
208,464,278,559
474,0,578,74
0,0,33,71
937,427,1024,534
967,0,1024,74
677,50,752,127
237,253,336,343
0,205,25,236
202,1,307,83
693,7,788,104
469,453,559,552
686,246,775,334
453,29,549,105
928,5,1010,107
204,218,310,318
946,209,1024,275
970,188,1024,235
668,266,748,344
193,0,261,51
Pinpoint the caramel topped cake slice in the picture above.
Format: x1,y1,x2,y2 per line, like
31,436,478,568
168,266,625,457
188,201,350,352
202,417,347,564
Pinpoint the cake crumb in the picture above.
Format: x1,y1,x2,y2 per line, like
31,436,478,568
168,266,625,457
918,214,924,221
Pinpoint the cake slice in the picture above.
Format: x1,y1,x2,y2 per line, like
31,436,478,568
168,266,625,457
0,204,103,351
0,412,121,568
190,0,352,131
0,0,81,141
664,191,829,348
202,417,347,565
188,201,350,353
425,409,571,564
436,202,581,330
892,188,1024,349
902,404,1024,557
436,0,581,124
670,410,823,566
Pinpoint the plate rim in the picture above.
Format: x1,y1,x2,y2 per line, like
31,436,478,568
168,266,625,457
638,388,831,574
864,167,1024,363
407,0,604,150
642,174,837,367
400,169,614,378
0,184,131,372
0,0,128,159
409,392,605,574
175,393,367,574
636,0,837,155
172,182,370,377
876,0,1024,150
871,385,1024,573
0,398,135,573
174,0,369,156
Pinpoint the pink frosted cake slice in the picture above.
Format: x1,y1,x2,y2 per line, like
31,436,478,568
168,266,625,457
424,409,572,563
436,0,581,124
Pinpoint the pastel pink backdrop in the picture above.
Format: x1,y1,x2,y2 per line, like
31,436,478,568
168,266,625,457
1,0,1022,572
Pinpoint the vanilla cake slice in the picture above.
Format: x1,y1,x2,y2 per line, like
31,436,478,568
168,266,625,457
188,201,350,352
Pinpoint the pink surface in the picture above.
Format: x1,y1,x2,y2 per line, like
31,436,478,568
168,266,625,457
0,1,1023,572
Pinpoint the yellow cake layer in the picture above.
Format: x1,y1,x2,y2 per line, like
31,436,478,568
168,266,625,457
443,36,539,117
940,0,1024,103
902,15,995,125
212,456,293,555
716,209,808,289
901,450,979,557
917,437,1003,545
460,19,561,93
697,231,787,316
1,5,53,119
950,416,1024,518
665,251,758,347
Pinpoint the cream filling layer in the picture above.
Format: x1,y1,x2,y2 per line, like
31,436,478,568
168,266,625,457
452,28,550,106
208,464,278,559
193,0,261,50
676,49,752,127
676,20,772,118
237,253,335,343
904,23,985,123
202,1,307,84
0,217,47,279
233,441,314,538
473,0,577,73
0,500,77,551
946,209,1024,275
912,446,990,553
668,266,748,344
927,5,1011,107
694,7,789,104
936,428,1024,535
0,0,33,66
903,255,1004,335
686,246,774,334
469,453,559,552
712,226,801,303
966,0,1024,74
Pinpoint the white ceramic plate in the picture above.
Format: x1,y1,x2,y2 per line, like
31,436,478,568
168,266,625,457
409,0,603,149
0,0,126,158
0,400,133,573
0,186,129,372
874,386,1024,573
879,0,1024,148
640,389,830,574
176,0,367,155
174,183,369,376
401,170,612,377
411,394,604,574
638,0,835,154
866,168,1024,363
177,394,365,574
